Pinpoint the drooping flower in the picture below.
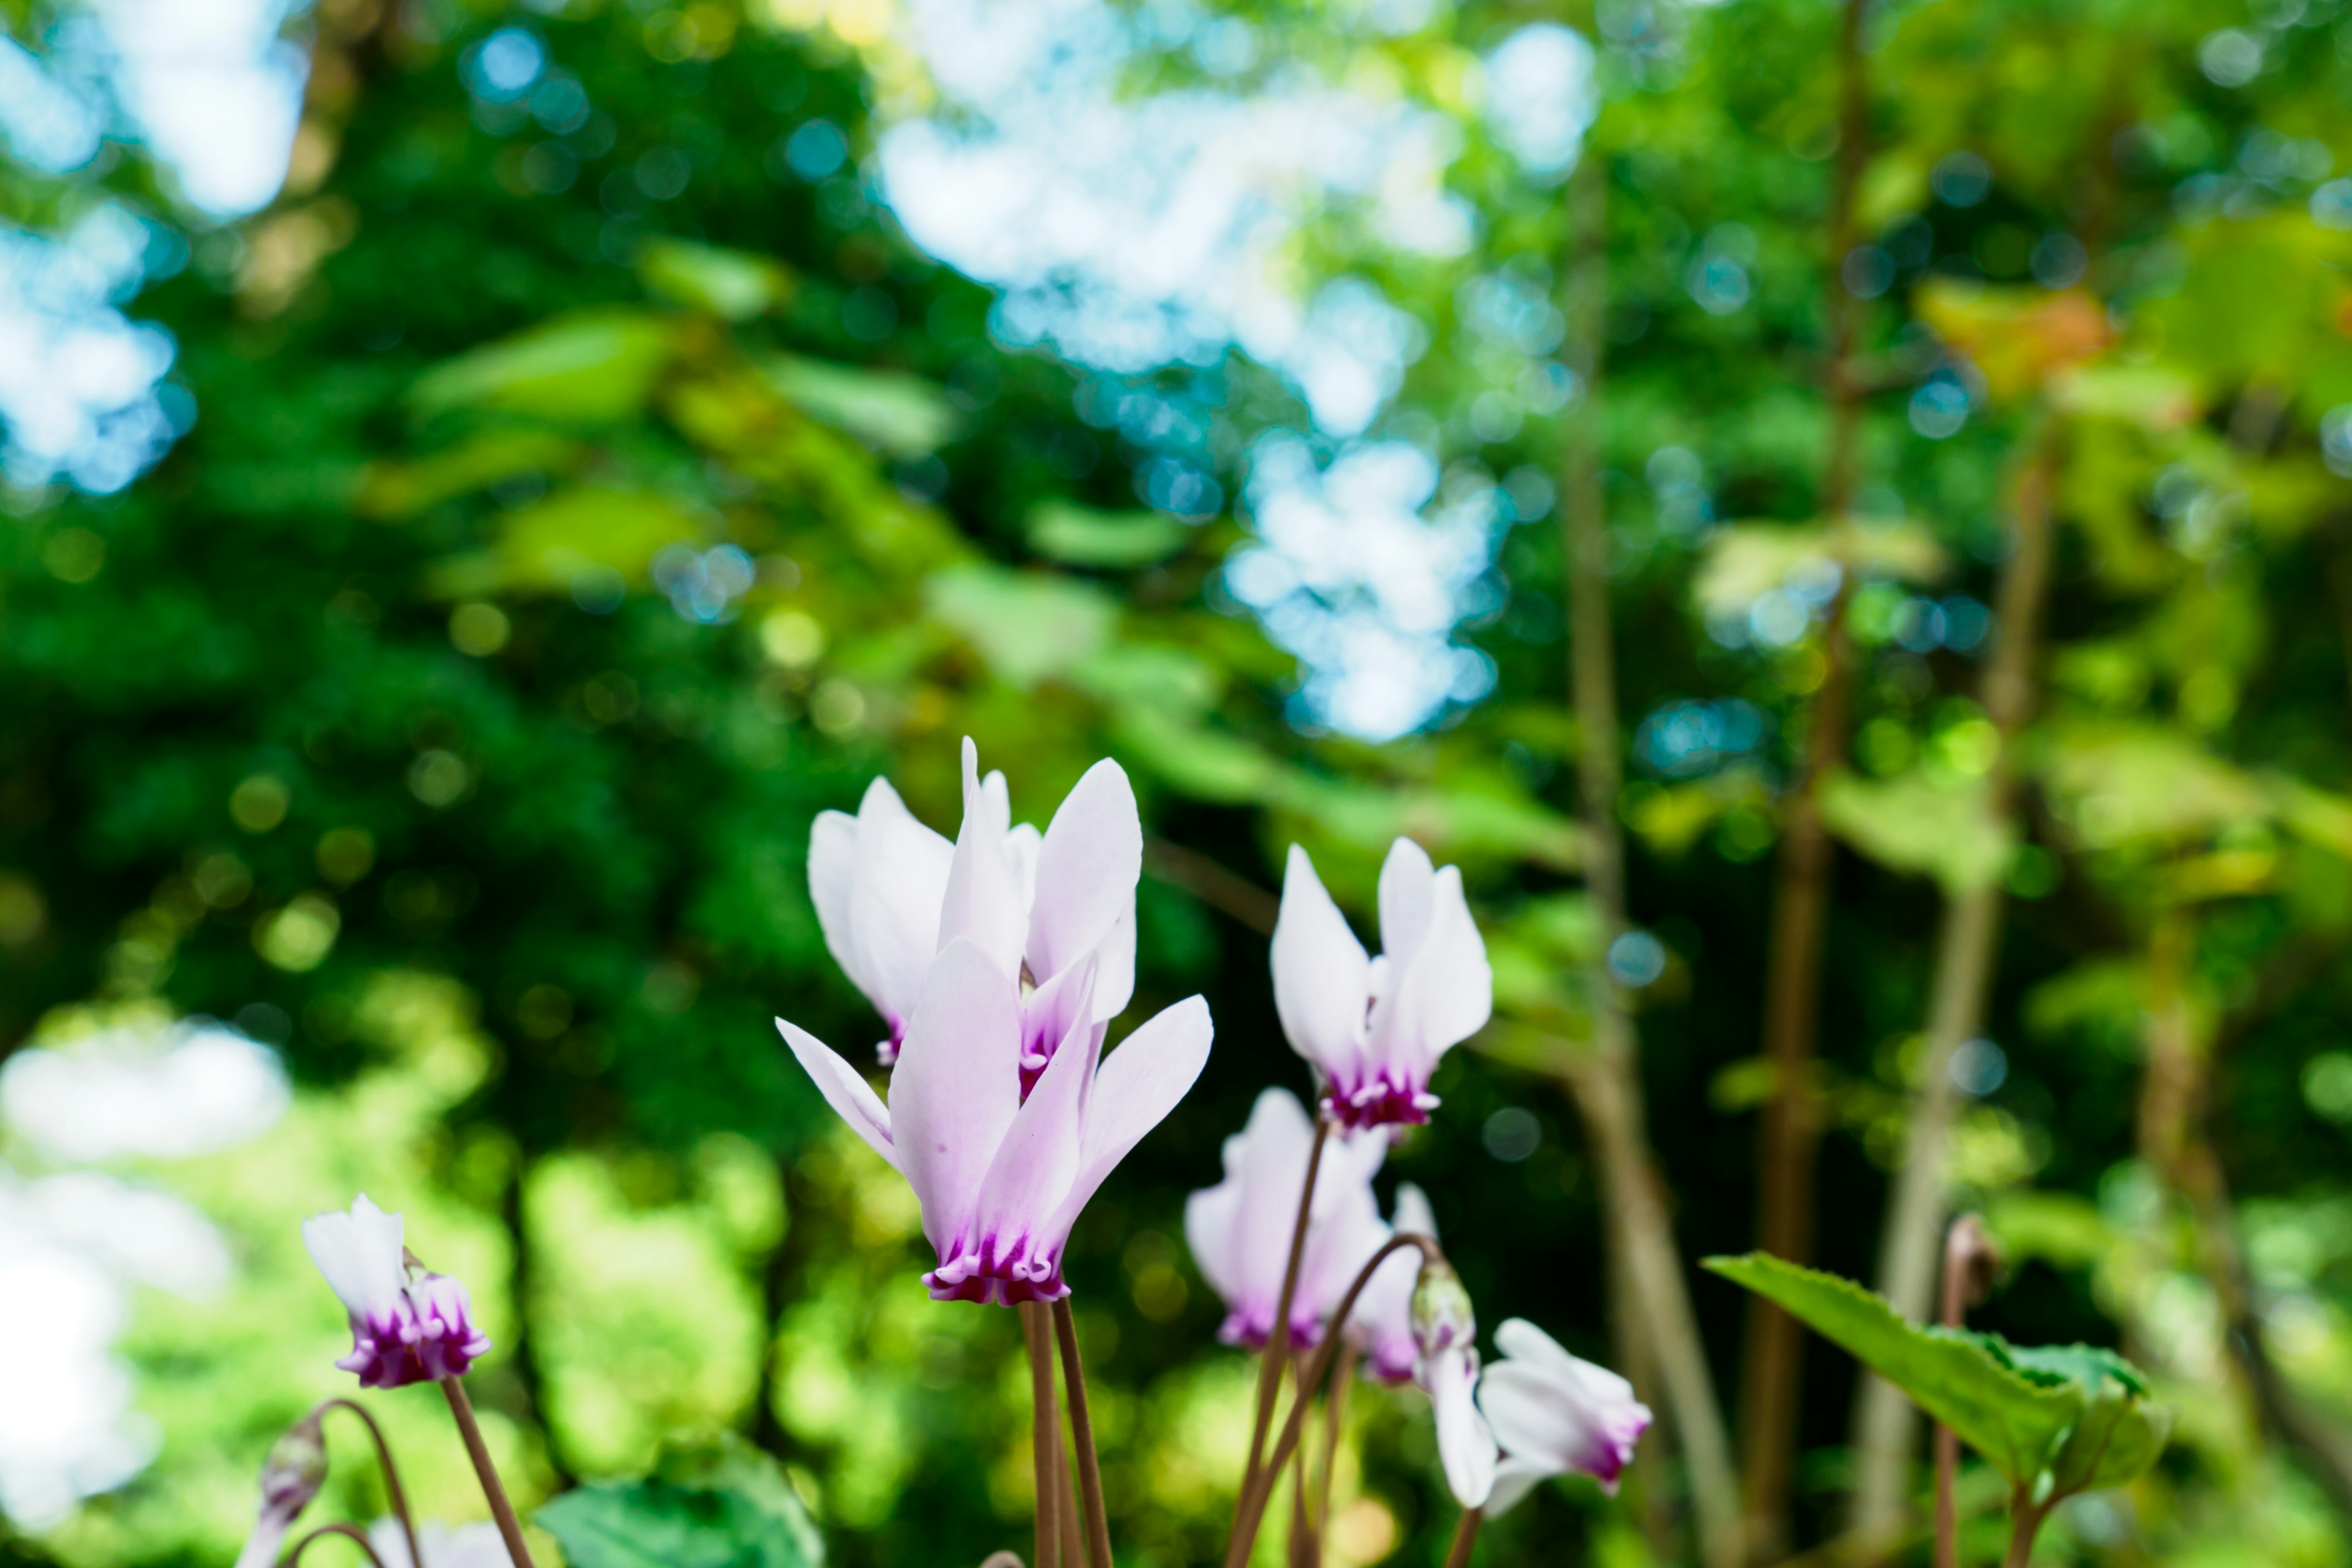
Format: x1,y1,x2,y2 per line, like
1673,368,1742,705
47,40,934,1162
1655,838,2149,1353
810,738,1140,1082
369,1519,517,1568
1478,1317,1653,1509
807,776,958,1065
1424,1343,1498,1510
232,1413,327,1568
1344,1182,1438,1382
303,1195,491,1388
1270,839,1493,1132
1184,1088,1389,1350
780,939,1212,1305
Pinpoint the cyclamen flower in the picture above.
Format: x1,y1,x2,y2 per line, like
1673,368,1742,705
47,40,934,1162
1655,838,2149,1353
1479,1319,1653,1510
1271,839,1492,1132
303,1195,491,1388
369,1520,518,1568
232,1414,327,1568
1344,1182,1438,1382
810,739,1139,1079
1184,1088,1389,1350
1424,1344,1498,1510
781,943,1212,1305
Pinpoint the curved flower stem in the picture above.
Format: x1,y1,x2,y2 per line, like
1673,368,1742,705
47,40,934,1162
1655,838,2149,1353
440,1378,538,1568
284,1523,391,1568
1238,1117,1331,1512
1442,1508,1483,1568
1308,1340,1357,1560
316,1398,421,1568
1286,1381,1313,1568
1020,1303,1062,1568
1050,1300,1114,1568
1224,1234,1440,1568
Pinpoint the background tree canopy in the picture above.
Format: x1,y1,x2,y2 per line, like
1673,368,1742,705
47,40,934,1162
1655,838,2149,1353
8,0,2352,1562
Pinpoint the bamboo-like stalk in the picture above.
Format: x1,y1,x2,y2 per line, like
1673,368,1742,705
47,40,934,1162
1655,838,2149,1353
1021,1303,1063,1568
1740,0,1873,1547
315,1399,421,1568
1051,1301,1115,1568
1556,129,1744,1568
440,1378,538,1568
284,1523,393,1568
1848,439,2058,1540
1232,1118,1331,1524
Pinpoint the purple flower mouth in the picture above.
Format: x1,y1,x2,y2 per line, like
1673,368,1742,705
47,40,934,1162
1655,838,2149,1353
334,1278,491,1388
925,1238,1069,1306
1321,1074,1440,1132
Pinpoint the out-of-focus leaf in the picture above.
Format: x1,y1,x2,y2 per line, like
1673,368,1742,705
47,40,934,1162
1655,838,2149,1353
2040,722,2271,848
2052,363,2201,431
1695,521,1945,612
1027,501,1192,567
1703,1253,2086,1485
537,1437,821,1568
1112,710,1284,803
356,430,585,518
424,487,705,598
1983,1191,2114,1269
927,561,1116,687
1915,282,2112,404
1071,642,1220,713
411,309,678,423
1819,767,2014,892
639,238,794,320
764,355,960,456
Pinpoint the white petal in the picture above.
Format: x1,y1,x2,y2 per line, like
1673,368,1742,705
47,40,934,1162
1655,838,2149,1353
1371,864,1491,1073
1376,836,1438,965
1183,1178,1247,1305
1088,910,1137,1023
1047,995,1212,1240
1428,1350,1497,1508
971,960,1098,1259
938,739,1027,976
891,938,1023,1258
1027,758,1142,986
848,786,956,1027
1482,1457,1555,1518
808,809,861,989
301,1194,405,1320
1269,845,1372,1075
776,1019,897,1170
1391,1181,1439,1243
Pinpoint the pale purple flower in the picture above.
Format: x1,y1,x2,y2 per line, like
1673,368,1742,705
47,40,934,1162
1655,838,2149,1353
1344,1182,1437,1383
232,1415,326,1568
808,776,957,1065
302,1195,490,1388
812,739,1139,1081
1478,1317,1653,1509
779,939,1212,1306
1183,1088,1389,1350
1424,1343,1498,1510
369,1520,517,1568
1271,839,1492,1132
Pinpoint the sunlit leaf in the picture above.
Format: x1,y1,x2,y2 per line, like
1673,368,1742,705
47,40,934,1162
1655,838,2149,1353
1027,500,1193,567
424,487,706,597
764,355,961,456
411,309,679,423
640,238,795,320
926,561,1117,687
538,1438,822,1568
1818,767,2014,892
1695,521,1946,613
356,430,586,518
1915,282,2112,404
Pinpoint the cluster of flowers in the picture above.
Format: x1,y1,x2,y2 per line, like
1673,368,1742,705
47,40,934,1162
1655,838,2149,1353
271,741,1647,1562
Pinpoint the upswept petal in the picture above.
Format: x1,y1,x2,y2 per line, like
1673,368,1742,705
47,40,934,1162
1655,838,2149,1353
776,1019,897,1170
1221,1089,1322,1317
1183,1178,1246,1305
1374,864,1492,1069
1482,1457,1553,1519
1427,1349,1497,1509
1391,1182,1439,1242
970,960,1098,1272
891,938,1023,1258
807,808,859,985
1271,846,1372,1069
1376,836,1438,970
1300,1175,1387,1332
301,1194,406,1321
1027,758,1142,985
1479,1320,1651,1496
1048,995,1212,1240
938,739,1027,976
1088,910,1137,1023
848,780,954,1016
1005,823,1042,915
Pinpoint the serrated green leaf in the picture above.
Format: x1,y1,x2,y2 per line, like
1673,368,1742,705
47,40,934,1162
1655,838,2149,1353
537,1439,822,1568
1703,1253,2081,1484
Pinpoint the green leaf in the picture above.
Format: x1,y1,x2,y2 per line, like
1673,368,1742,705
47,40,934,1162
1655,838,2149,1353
1694,521,1945,613
423,487,705,598
410,309,678,423
764,355,961,456
639,238,795,320
1818,767,2015,892
356,430,586,518
926,562,1116,688
537,1438,822,1568
1702,1253,2081,1484
1026,501,1193,567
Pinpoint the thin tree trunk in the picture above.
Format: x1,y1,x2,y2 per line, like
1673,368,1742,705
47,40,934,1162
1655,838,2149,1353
1739,0,1871,1549
1847,440,2057,1540
1557,135,1744,1568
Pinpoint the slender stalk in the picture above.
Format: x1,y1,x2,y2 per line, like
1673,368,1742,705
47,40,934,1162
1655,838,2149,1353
1311,1340,1358,1541
1557,123,1744,1568
2000,1490,2048,1568
1226,1235,1441,1567
1442,1508,1483,1568
1850,438,2057,1540
1287,1389,1314,1568
1022,1303,1063,1568
1740,0,1872,1548
284,1524,392,1568
440,1378,538,1568
1051,1300,1115,1568
317,1399,421,1568
1057,1417,1086,1568
1238,1117,1332,1509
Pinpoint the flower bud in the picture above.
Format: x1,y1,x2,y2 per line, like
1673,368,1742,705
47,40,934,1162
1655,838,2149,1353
260,1412,328,1520
1409,1256,1476,1360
